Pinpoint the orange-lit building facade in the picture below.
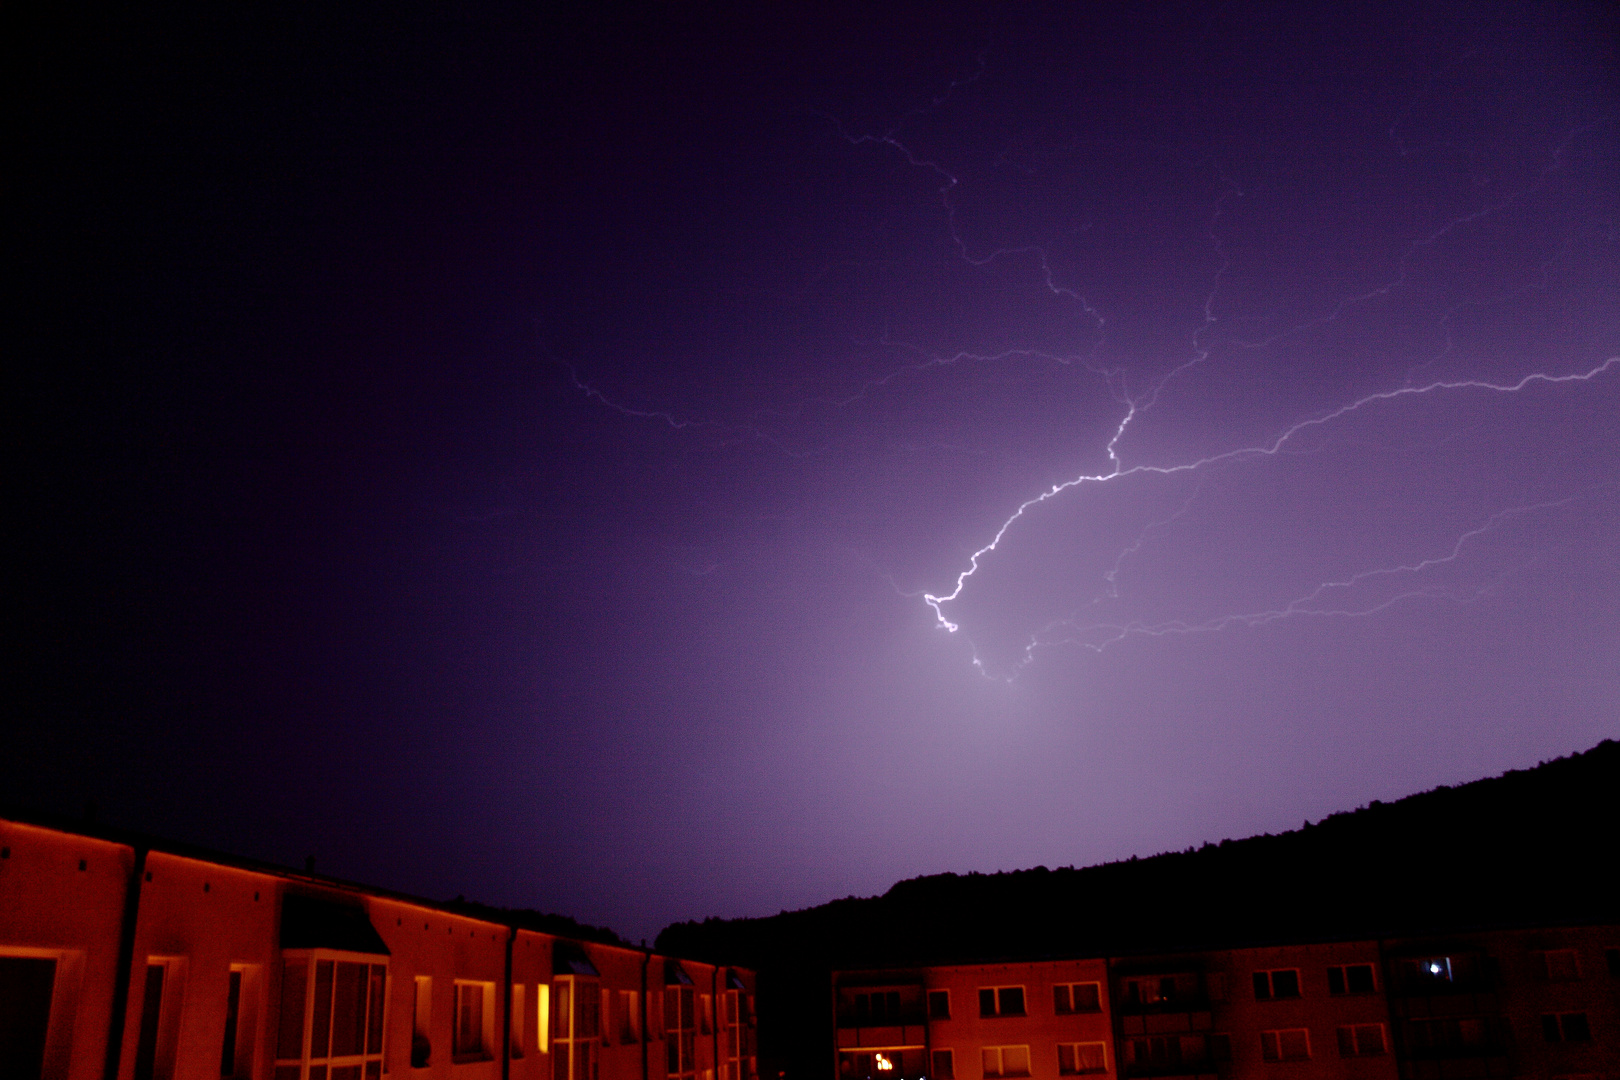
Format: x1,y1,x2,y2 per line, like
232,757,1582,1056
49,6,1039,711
835,931,1618,1080
0,817,757,1080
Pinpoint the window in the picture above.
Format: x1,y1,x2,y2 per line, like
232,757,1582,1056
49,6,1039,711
620,991,640,1044
0,955,56,1080
1406,957,1453,985
1606,948,1620,977
1056,1043,1107,1075
274,956,387,1080
931,1050,954,1079
1336,1025,1386,1057
1326,964,1376,995
221,966,261,1078
1406,1017,1491,1053
1260,1029,1310,1062
1125,1034,1219,1067
454,983,493,1060
701,995,713,1036
928,991,950,1020
1122,974,1199,1007
1053,983,1101,1014
855,991,902,1024
1252,970,1300,1000
1542,1013,1592,1043
665,987,696,1080
512,986,526,1058
1538,950,1581,982
411,977,431,1068
137,959,188,1080
977,987,1025,1018
980,1046,1030,1078
555,979,601,1080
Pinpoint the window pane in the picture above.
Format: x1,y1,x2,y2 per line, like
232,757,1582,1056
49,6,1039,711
1271,971,1299,999
931,1050,953,1080
366,967,386,1055
1562,1013,1591,1042
222,970,243,1077
1260,1033,1279,1062
1279,1030,1308,1059
1327,968,1345,995
1004,1047,1029,1076
332,963,365,1057
1073,984,1099,1012
1252,973,1271,1000
331,1066,360,1080
929,992,949,1020
1346,965,1375,994
999,988,1024,1016
1337,1028,1355,1058
135,965,166,1080
1057,1045,1076,1075
1356,1025,1385,1055
1053,986,1071,1014
981,1048,999,1077
1077,1045,1105,1073
311,962,334,1062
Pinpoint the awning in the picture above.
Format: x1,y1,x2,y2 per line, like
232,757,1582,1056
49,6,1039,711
553,941,599,977
280,893,390,955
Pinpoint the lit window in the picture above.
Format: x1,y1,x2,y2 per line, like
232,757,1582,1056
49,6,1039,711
1053,983,1101,1014
928,991,950,1020
1336,1024,1386,1057
977,987,1025,1018
1260,1029,1310,1062
931,1050,954,1079
411,977,431,1068
556,978,601,1080
1252,970,1300,1001
1056,1043,1107,1075
512,985,526,1058
981,1046,1030,1078
1326,965,1375,995
1122,974,1199,1006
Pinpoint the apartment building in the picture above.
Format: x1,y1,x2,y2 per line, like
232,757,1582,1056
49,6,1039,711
0,816,757,1080
834,929,1618,1080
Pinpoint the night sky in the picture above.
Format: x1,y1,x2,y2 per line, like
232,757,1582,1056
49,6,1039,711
13,3,1619,944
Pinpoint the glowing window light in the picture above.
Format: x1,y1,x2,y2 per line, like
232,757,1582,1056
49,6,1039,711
876,1055,894,1072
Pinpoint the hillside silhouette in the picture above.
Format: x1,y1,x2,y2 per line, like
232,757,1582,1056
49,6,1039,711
657,739,1620,1079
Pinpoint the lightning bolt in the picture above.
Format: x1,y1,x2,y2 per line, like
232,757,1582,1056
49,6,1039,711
922,357,1620,636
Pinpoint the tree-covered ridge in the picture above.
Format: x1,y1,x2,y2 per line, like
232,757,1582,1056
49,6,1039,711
662,739,1617,967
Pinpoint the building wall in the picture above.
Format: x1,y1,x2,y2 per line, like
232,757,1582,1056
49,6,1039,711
835,930,1619,1080
0,818,756,1080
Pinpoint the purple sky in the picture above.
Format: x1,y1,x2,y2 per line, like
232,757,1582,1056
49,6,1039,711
14,2,1619,944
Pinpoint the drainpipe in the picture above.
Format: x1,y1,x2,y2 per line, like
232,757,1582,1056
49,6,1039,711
640,949,651,1080
712,967,720,1080
103,846,149,1080
503,927,517,1080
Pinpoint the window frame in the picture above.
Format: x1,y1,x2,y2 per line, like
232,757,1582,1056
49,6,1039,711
1335,1024,1386,1058
1326,964,1376,996
274,950,388,1080
1055,1042,1107,1076
927,990,950,1021
1251,970,1301,1001
1259,1029,1311,1063
977,987,1026,1018
930,1049,954,1080
1541,1013,1592,1043
980,1045,1031,1078
1052,983,1102,1015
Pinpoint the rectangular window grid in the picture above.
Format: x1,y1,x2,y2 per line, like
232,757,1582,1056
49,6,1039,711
1260,1029,1310,1062
977,987,1025,1018
1252,970,1300,1001
1326,965,1376,995
1336,1025,1386,1057
1052,984,1101,1015
1056,1043,1106,1075
980,1046,1030,1078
